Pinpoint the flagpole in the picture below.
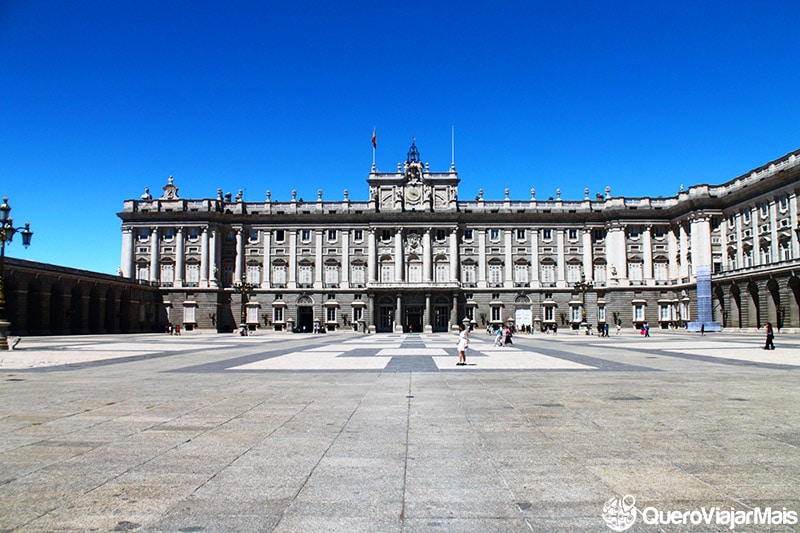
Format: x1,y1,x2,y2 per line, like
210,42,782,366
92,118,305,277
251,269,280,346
371,127,376,170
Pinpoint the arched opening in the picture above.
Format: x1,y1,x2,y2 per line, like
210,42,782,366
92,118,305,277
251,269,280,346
49,283,65,334
69,285,83,333
105,287,117,333
26,279,43,335
746,282,760,329
88,286,102,333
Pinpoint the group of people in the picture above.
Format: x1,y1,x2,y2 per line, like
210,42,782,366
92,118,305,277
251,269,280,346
166,323,181,335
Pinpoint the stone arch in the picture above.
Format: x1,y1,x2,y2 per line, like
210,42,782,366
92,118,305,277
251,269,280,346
69,284,83,333
105,287,117,333
88,285,102,333
788,276,800,329
26,278,44,335
729,284,742,329
746,281,760,329
49,282,65,334
713,284,725,327
766,278,780,328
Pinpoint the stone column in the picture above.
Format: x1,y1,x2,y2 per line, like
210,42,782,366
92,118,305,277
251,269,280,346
423,228,432,282
750,206,760,266
341,230,350,287
368,228,377,283
735,212,744,268
394,228,404,282
234,227,244,283
582,229,593,282
200,227,209,287
478,228,487,287
262,230,271,288
607,224,627,285
667,225,678,281
120,227,134,278
150,227,159,284
679,222,690,278
449,228,459,282
209,227,219,287
315,229,323,288
288,230,297,288
395,294,402,332
504,229,513,287
424,293,432,333
530,229,540,285
556,229,566,287
642,225,653,283
790,191,799,259
175,226,185,287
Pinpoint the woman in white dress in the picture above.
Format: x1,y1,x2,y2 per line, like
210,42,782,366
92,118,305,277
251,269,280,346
456,323,469,365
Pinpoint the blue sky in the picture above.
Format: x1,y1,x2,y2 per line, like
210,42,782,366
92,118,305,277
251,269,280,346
1,0,799,274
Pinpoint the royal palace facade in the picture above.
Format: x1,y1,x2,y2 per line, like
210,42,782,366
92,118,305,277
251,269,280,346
117,142,800,334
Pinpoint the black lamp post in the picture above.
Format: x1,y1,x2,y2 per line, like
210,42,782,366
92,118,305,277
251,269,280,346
574,273,593,326
0,197,33,350
234,275,256,334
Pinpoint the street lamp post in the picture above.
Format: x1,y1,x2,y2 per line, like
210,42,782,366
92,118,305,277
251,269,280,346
574,273,593,330
0,197,33,350
234,275,256,335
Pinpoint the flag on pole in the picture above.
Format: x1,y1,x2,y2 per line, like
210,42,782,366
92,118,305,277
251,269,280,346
371,128,377,149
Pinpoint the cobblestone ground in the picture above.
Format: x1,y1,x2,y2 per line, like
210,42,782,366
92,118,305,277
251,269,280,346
1,330,799,532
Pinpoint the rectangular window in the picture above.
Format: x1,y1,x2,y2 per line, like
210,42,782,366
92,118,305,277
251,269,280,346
660,305,671,321
594,264,606,283
491,306,501,321
490,229,500,241
353,307,363,321
514,264,529,285
325,265,339,286
653,262,668,281
544,306,554,322
185,264,200,286
275,229,285,242
436,229,447,242
634,304,646,321
380,264,394,282
381,229,392,242
326,307,336,322
571,306,582,322
137,265,149,282
273,307,284,322
298,265,313,285
435,263,448,283
183,305,196,324
568,229,578,241
328,229,337,241
408,263,422,283
160,264,174,286
249,230,259,243
598,305,605,322
566,264,581,283
301,229,311,242
272,265,286,286
516,229,526,240
463,229,473,241
351,265,365,286
247,306,259,324
462,264,476,285
247,265,261,285
353,229,363,241
541,264,555,283
542,229,552,241
628,262,643,281
488,264,503,285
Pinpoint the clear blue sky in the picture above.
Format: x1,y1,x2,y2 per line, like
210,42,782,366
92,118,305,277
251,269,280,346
1,0,799,274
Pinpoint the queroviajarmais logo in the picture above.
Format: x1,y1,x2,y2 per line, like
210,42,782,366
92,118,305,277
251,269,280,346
602,494,637,531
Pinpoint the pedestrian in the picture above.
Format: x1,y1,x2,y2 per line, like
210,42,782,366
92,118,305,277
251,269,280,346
552,323,558,336
764,322,775,350
504,326,514,346
700,323,705,336
456,323,469,365
616,322,621,335
644,322,650,337
604,323,610,337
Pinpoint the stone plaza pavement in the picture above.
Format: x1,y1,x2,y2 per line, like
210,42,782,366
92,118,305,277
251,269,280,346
1,329,799,532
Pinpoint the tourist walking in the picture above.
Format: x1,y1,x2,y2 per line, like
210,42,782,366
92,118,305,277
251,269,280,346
456,323,469,365
764,322,775,350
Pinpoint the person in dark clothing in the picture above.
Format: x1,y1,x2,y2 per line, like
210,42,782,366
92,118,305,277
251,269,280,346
764,322,775,350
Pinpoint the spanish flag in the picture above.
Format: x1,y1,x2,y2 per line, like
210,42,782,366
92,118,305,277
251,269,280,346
371,128,377,149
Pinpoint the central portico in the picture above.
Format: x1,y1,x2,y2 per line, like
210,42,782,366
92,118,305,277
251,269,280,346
366,140,462,332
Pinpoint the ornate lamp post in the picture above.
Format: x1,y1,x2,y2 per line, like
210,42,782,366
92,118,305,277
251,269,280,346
0,197,33,350
233,275,256,335
574,273,593,328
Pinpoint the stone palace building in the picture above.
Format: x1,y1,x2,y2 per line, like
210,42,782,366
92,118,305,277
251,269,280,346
117,141,800,334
